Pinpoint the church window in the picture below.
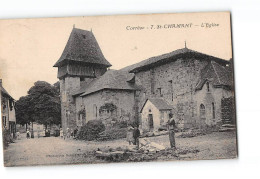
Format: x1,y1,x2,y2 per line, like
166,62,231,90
212,102,215,119
200,104,206,119
168,80,173,101
206,82,210,92
93,104,98,118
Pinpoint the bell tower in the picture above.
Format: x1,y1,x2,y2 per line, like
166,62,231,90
53,27,111,131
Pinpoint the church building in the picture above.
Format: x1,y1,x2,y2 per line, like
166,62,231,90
53,27,235,133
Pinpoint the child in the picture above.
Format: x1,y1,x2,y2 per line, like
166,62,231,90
60,128,64,139
26,129,30,139
126,125,134,145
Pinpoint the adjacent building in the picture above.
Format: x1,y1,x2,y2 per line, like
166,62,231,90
1,79,16,138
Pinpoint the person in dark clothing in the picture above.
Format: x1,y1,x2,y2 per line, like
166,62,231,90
133,126,140,149
167,113,176,149
73,127,78,138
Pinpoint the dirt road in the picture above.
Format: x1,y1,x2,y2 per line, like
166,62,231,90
4,131,237,167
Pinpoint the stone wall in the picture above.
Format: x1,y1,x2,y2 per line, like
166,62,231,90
135,58,208,106
135,57,233,129
221,96,236,124
60,76,81,131
79,89,136,126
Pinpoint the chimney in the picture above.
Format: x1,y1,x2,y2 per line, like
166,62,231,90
0,79,2,87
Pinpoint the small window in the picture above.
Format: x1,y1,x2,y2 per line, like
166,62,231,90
200,104,206,119
143,92,146,99
212,102,215,119
206,82,210,92
157,88,162,97
80,77,85,81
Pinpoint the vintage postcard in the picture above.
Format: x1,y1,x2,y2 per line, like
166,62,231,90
0,12,237,167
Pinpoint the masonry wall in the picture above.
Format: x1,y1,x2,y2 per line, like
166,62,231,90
80,89,136,126
60,76,81,132
135,58,233,129
135,58,208,106
194,83,232,127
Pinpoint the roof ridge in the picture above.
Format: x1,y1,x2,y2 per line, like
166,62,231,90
211,61,221,84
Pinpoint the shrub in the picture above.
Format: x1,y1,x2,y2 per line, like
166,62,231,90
97,127,127,141
77,120,105,141
113,120,128,128
3,129,13,149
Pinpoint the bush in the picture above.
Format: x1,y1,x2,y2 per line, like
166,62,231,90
77,120,105,141
97,127,127,141
113,121,128,128
3,129,13,149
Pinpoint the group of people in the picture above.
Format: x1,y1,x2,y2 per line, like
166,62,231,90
126,113,176,150
126,124,141,149
60,127,78,140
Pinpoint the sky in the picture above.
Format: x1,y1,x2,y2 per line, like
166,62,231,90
0,12,232,100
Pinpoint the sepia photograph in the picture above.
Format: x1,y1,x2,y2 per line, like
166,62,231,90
0,12,237,167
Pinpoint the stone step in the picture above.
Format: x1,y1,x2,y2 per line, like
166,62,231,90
222,124,236,128
219,127,236,132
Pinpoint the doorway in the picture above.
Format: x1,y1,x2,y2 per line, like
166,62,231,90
148,114,154,131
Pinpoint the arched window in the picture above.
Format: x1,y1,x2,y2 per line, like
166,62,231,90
200,104,206,119
212,102,215,119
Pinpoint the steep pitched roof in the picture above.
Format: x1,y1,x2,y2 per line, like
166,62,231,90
195,61,232,90
76,70,142,97
53,28,111,67
124,47,229,73
140,98,172,113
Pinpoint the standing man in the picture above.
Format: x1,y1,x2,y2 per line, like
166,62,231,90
133,125,140,150
168,113,176,149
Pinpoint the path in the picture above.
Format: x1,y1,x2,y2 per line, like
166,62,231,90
4,131,237,167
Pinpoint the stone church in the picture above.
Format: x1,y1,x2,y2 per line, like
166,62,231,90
53,27,235,133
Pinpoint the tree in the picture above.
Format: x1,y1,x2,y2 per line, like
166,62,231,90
15,95,37,130
15,81,61,129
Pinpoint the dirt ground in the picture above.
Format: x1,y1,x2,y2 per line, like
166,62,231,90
3,131,237,167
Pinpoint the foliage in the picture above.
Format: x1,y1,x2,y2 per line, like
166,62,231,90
15,81,61,128
112,120,128,128
77,120,105,141
99,103,117,113
3,129,13,149
97,127,127,141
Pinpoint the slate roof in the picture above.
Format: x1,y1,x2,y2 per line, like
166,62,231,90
140,98,172,113
53,28,111,67
123,47,229,73
195,61,232,90
74,70,142,97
